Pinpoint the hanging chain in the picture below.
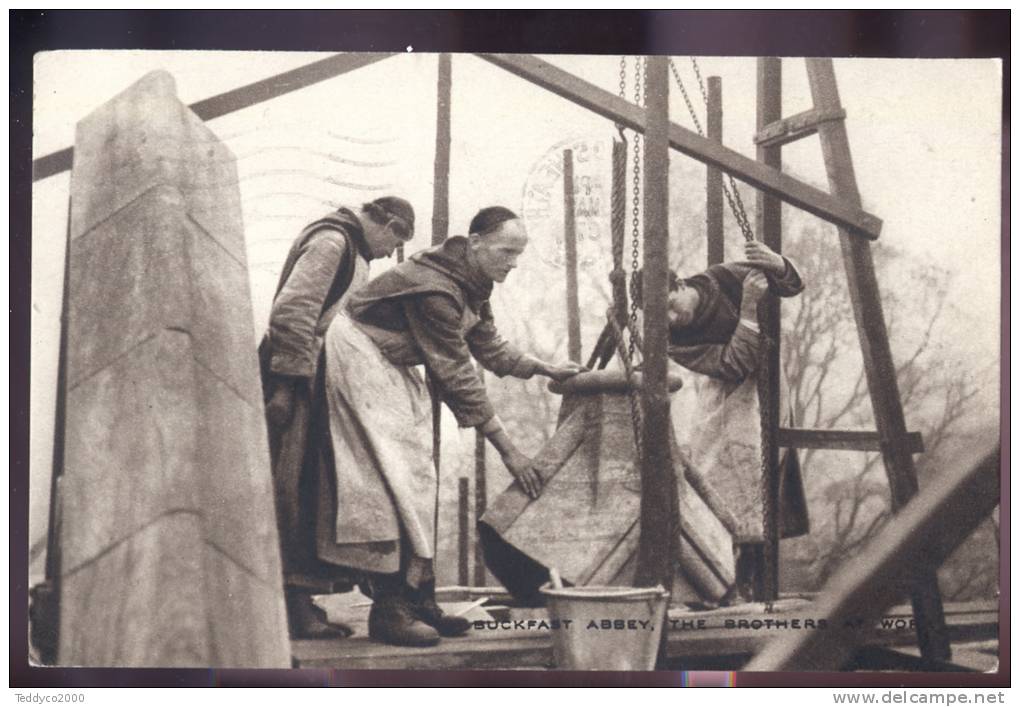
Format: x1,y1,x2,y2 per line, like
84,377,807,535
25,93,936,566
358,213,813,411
617,55,644,456
668,57,756,244
629,54,643,366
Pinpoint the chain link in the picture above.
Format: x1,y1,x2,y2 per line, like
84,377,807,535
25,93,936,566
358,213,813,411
668,57,756,244
628,56,645,449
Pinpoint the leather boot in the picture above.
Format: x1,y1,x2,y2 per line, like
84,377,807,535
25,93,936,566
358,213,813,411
367,574,440,648
409,580,471,638
285,588,353,640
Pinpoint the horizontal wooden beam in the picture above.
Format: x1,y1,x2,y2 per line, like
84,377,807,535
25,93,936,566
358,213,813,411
778,428,924,453
478,53,882,240
754,106,847,148
747,431,1000,671
33,51,395,182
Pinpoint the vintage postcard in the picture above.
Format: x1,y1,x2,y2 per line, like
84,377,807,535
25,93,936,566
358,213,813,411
26,47,1002,677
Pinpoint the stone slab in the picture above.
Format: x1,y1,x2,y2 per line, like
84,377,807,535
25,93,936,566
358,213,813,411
185,215,262,406
66,185,192,388
200,544,289,668
60,331,199,574
192,361,280,585
59,511,210,667
70,70,245,265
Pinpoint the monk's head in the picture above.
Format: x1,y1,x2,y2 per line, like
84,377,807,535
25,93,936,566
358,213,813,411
468,206,528,283
668,284,701,328
361,196,415,259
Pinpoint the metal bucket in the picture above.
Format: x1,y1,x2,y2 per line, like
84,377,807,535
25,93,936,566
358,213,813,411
539,584,670,670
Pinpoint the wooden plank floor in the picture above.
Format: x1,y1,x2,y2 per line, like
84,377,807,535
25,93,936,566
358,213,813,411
291,598,998,670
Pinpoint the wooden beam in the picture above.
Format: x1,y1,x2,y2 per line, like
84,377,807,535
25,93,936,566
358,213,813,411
458,477,470,587
32,52,395,182
635,55,678,593
563,150,582,363
432,53,452,243
805,57,950,661
473,398,487,587
778,428,924,453
477,53,882,240
706,76,724,266
754,106,847,149
430,53,453,544
747,432,999,671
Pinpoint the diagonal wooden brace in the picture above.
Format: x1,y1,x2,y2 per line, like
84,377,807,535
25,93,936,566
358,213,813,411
478,53,882,240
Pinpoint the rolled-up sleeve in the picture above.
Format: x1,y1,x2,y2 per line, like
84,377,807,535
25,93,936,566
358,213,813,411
466,306,538,379
770,256,805,297
402,294,496,428
268,230,347,377
669,322,762,383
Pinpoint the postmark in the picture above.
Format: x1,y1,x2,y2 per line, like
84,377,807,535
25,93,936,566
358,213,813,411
521,133,617,269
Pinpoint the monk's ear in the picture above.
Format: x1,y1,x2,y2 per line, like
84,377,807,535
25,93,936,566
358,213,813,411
468,233,482,250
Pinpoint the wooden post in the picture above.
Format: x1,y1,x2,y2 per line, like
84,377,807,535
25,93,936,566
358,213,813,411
432,53,452,243
748,434,999,671
430,53,452,523
458,477,470,587
706,76,724,266
634,56,677,593
804,57,950,661
34,200,73,665
563,149,582,362
471,367,487,587
755,57,783,602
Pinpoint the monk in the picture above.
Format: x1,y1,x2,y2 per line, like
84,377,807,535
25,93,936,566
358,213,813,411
259,196,415,638
667,239,810,601
319,206,584,647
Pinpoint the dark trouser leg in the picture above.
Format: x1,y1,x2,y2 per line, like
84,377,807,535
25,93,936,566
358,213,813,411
734,542,765,602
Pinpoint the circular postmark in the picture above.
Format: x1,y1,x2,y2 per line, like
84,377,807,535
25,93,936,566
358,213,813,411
521,134,616,270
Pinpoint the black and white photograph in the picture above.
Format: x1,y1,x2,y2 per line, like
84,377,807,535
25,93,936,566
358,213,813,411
15,11,1006,685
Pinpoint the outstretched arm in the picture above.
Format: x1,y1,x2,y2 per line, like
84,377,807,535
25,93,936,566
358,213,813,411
467,303,585,381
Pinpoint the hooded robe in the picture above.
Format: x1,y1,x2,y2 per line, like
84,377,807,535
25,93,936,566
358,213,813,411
319,236,537,576
258,208,370,591
669,259,810,542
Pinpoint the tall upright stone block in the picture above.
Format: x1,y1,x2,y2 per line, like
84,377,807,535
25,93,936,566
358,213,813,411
58,71,289,667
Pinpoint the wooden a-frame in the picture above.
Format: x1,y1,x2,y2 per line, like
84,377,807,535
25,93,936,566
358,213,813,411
33,51,952,662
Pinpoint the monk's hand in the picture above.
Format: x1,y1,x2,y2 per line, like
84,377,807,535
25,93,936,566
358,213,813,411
266,380,296,428
541,360,588,382
743,240,786,275
504,451,543,499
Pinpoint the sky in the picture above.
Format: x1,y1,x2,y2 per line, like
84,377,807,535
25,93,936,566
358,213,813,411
28,51,1003,576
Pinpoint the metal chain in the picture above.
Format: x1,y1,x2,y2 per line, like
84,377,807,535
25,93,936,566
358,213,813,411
668,57,756,244
629,54,643,368
622,55,645,453
689,56,710,106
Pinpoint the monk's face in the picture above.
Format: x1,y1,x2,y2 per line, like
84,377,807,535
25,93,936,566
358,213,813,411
364,216,408,259
668,286,701,328
469,219,528,283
